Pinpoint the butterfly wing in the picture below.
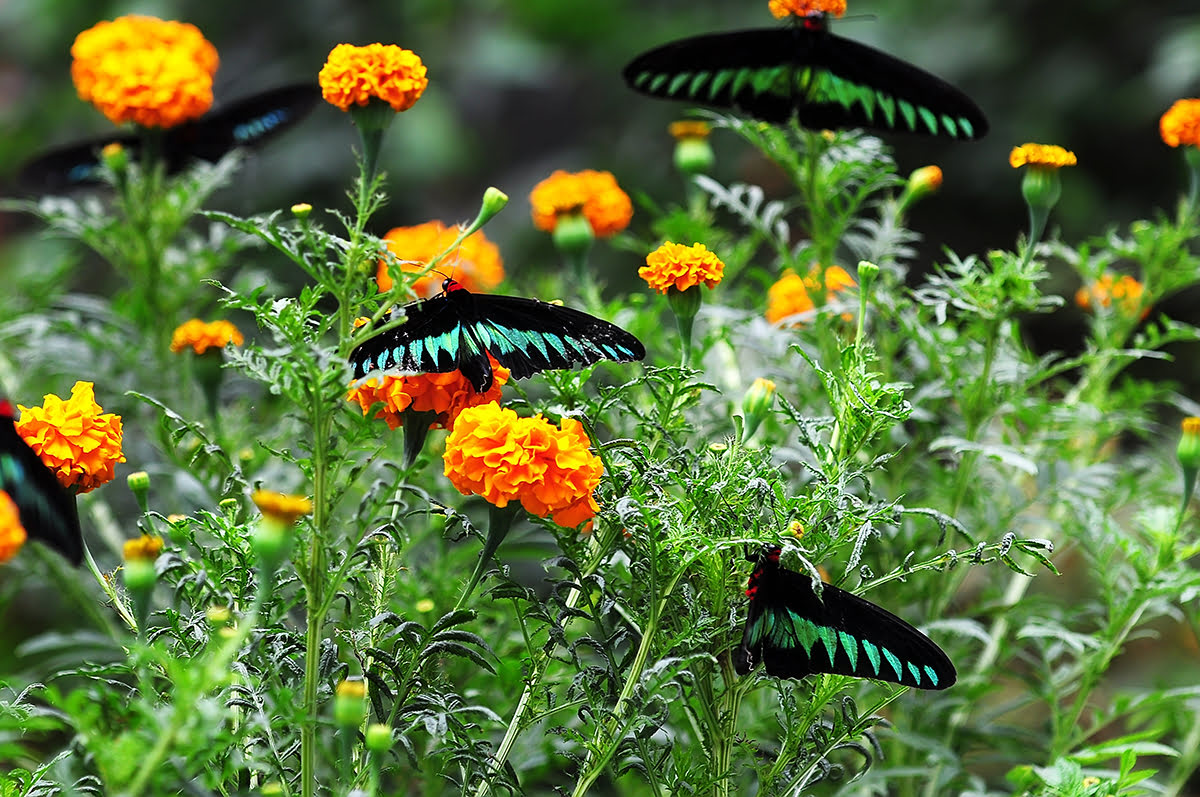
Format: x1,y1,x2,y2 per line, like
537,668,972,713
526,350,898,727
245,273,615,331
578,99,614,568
17,83,320,192
623,26,986,138
349,290,646,393
163,83,320,167
467,295,646,381
736,550,955,689
0,402,83,565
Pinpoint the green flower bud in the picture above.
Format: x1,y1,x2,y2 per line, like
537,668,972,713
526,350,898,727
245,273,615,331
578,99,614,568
334,679,368,727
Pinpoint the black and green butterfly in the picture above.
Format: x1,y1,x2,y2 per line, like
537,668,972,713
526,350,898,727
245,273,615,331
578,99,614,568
18,83,320,192
735,545,955,688
623,11,987,140
0,399,83,565
349,278,646,393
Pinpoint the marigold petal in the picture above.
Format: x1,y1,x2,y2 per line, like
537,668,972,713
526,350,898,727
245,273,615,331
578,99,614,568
530,169,632,237
639,241,726,294
318,43,428,113
170,319,244,354
377,221,504,296
71,15,218,128
1160,99,1200,148
16,382,125,493
1009,143,1077,170
0,491,27,564
346,355,510,430
768,0,847,19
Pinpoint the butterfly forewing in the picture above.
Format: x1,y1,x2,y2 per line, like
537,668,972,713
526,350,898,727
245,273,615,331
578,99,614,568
18,83,320,192
623,19,987,139
0,401,83,565
736,547,955,689
349,282,646,393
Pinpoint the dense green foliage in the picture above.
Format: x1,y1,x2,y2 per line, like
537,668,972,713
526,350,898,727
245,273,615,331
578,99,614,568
3,7,1200,795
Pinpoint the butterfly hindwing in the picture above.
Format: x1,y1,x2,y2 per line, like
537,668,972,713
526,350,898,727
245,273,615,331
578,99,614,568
623,18,986,139
18,83,319,192
0,401,83,565
349,281,645,393
735,547,955,689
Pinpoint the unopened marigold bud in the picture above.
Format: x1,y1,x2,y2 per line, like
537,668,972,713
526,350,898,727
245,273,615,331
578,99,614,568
127,471,150,513
1178,417,1200,471
334,678,368,727
670,120,715,176
365,722,393,752
551,210,595,259
101,142,128,173
206,605,232,626
741,378,777,442
480,186,509,223
291,202,313,219
897,165,942,213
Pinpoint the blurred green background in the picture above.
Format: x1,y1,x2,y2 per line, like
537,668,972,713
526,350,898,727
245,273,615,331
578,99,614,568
4,0,1200,276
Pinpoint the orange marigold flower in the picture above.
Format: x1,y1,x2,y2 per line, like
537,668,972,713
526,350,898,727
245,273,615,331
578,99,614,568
122,533,164,562
766,265,856,324
377,221,504,297
668,120,711,141
769,0,847,18
319,43,428,113
16,382,125,493
71,15,218,128
639,242,725,294
530,170,632,238
1075,274,1149,319
1160,99,1200,148
347,355,510,430
443,403,602,528
0,491,27,564
1009,143,1077,170
252,490,313,525
170,319,245,354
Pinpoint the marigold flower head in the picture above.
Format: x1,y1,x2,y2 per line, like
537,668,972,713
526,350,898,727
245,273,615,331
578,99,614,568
71,15,218,128
346,355,510,430
252,490,313,525
0,492,27,565
530,170,633,238
443,403,602,527
123,533,164,562
17,382,125,493
766,265,857,324
668,120,711,141
1178,416,1200,471
769,0,847,19
1160,99,1200,148
639,242,725,294
170,319,245,354
376,221,504,297
1074,274,1149,319
1009,143,1077,170
319,43,428,113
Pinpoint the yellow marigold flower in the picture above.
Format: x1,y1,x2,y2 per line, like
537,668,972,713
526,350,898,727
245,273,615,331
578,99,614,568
170,319,245,354
0,492,27,564
252,490,313,525
769,0,847,18
346,355,510,430
1009,143,1077,170
443,403,602,528
530,170,633,238
123,533,164,562
766,265,856,325
17,382,125,494
376,221,504,297
1075,274,1149,319
639,242,725,294
319,43,428,113
668,120,711,140
71,15,218,128
1160,99,1200,148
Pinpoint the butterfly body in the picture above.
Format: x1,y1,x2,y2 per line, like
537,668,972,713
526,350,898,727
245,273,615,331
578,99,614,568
18,83,320,192
350,279,646,393
735,546,955,689
0,400,83,565
623,12,987,139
